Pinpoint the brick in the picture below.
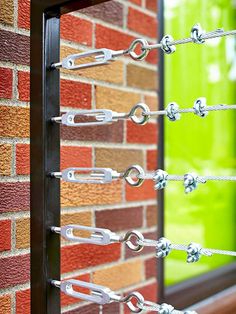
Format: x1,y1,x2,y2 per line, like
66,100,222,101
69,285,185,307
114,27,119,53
65,303,120,314
0,182,29,212
61,181,122,207
93,260,142,290
147,205,157,227
128,8,157,38
0,294,11,314
18,0,30,29
60,79,91,108
61,15,92,46
124,282,158,314
16,218,30,249
61,120,124,143
61,146,92,169
0,254,29,289
0,106,29,138
16,289,30,314
18,71,30,101
146,0,158,12
95,86,141,112
145,257,157,279
0,144,12,176
130,0,141,4
61,243,121,273
127,121,158,144
0,30,29,65
95,148,144,172
16,144,29,175
125,230,157,258
147,149,158,170
144,94,158,111
81,1,123,26
126,180,156,202
0,0,14,25
96,24,135,51
0,67,13,99
95,206,143,231
127,64,158,90
146,49,158,65
0,220,11,252
60,46,124,84
61,274,90,307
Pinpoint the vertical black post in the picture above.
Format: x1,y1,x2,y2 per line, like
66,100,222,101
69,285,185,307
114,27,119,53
157,0,165,302
30,6,60,314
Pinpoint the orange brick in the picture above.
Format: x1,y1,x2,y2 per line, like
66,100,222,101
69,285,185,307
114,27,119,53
60,46,124,84
95,147,144,172
0,220,11,252
144,94,159,111
128,7,157,38
147,205,157,227
61,181,122,207
18,71,30,102
60,79,91,108
0,144,12,175
16,144,29,175
127,64,158,91
0,68,13,98
0,0,14,25
16,218,30,249
61,14,92,46
95,86,141,112
126,180,156,201
0,294,11,314
93,260,143,290
147,149,158,170
18,0,30,29
16,289,30,314
61,211,92,240
127,121,158,144
61,146,92,169
146,0,158,12
0,106,29,138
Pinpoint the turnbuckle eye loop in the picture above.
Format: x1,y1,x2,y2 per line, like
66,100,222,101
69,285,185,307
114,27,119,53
166,102,180,121
193,97,208,117
160,35,176,54
122,230,144,252
129,103,151,125
128,38,150,61
123,165,145,187
187,242,202,263
191,23,206,44
122,292,144,313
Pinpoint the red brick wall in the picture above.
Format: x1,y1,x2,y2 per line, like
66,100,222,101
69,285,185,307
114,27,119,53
0,0,159,313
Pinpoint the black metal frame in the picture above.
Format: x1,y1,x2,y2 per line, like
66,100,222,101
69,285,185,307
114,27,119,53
158,0,236,308
30,1,109,313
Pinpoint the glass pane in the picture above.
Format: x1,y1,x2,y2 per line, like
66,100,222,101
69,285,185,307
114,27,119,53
164,0,236,285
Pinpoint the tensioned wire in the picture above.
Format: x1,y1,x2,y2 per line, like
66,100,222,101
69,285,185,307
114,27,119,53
138,173,236,182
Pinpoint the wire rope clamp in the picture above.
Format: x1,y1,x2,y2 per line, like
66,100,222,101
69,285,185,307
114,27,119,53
193,97,208,117
159,303,175,314
191,23,206,44
166,102,180,121
186,242,202,263
183,173,198,193
153,169,168,190
52,225,120,245
160,35,176,54
156,237,172,258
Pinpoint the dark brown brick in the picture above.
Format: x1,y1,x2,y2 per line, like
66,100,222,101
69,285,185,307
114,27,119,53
61,121,124,143
81,1,123,26
96,206,143,231
0,182,30,212
0,254,29,289
0,30,29,65
125,230,157,258
145,257,157,279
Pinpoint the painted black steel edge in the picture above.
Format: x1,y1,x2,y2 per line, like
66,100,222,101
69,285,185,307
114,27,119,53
165,262,236,309
157,0,165,303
